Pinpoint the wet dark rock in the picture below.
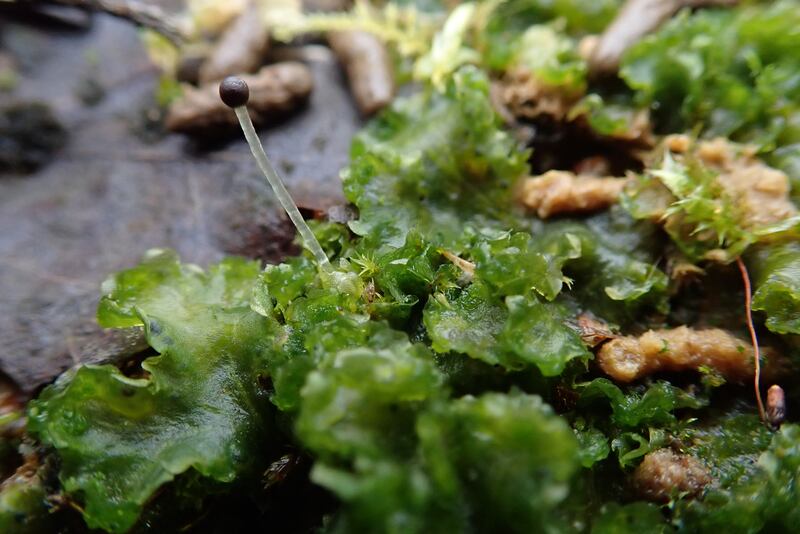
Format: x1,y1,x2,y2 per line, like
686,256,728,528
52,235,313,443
0,15,361,393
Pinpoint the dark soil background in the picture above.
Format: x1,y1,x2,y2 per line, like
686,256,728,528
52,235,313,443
0,5,362,393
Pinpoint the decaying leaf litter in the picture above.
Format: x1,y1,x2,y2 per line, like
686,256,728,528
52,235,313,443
1,0,800,533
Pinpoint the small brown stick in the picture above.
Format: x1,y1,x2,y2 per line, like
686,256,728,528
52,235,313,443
588,0,738,76
31,0,186,45
198,0,270,84
328,31,395,116
441,250,475,278
736,256,766,424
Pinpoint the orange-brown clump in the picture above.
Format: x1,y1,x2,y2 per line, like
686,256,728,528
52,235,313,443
518,170,628,218
596,326,780,383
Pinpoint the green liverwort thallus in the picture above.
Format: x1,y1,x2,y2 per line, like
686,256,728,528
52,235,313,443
220,76,332,272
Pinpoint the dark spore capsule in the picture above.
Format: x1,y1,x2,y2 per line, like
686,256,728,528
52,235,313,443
219,76,250,108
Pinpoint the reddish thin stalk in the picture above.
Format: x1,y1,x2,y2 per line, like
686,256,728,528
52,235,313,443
736,256,766,424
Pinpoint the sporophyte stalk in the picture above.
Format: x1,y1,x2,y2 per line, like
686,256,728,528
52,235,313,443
220,76,333,273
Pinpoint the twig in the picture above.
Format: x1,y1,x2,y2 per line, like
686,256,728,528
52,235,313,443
736,256,766,425
440,250,475,278
25,0,186,45
588,0,738,76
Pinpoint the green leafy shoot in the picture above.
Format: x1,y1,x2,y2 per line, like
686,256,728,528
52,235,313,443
273,0,441,58
630,151,750,263
423,282,591,376
472,229,582,301
413,3,482,88
674,419,799,533
577,378,707,430
20,2,800,530
750,242,800,334
510,23,587,94
343,66,529,249
626,149,799,264
621,1,800,150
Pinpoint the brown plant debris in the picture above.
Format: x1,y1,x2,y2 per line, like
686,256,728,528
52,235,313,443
198,0,271,84
572,314,616,348
589,0,739,76
328,31,395,116
518,170,628,218
166,62,313,136
497,68,581,122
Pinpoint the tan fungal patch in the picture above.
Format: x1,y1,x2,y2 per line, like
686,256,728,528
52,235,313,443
633,449,711,503
716,164,797,229
663,134,691,154
596,326,781,383
519,170,628,218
